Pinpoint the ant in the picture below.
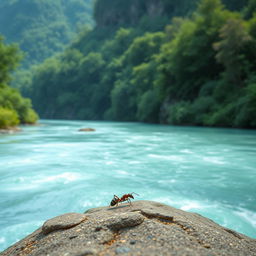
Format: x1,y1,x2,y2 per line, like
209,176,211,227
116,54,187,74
110,193,139,207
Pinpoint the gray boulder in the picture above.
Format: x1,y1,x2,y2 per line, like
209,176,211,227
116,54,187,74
1,200,255,256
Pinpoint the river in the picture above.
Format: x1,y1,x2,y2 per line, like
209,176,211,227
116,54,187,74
0,120,256,251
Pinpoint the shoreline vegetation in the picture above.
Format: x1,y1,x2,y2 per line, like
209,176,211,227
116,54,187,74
0,37,38,130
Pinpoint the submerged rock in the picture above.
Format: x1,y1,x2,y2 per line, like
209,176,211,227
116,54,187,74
78,128,95,132
1,201,255,256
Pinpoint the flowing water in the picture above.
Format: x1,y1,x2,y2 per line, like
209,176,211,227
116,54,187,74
0,120,256,251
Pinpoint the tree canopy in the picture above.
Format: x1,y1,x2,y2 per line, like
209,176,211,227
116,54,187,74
0,0,93,67
13,0,256,128
0,37,38,129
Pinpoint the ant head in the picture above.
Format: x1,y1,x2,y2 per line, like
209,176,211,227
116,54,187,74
130,194,134,199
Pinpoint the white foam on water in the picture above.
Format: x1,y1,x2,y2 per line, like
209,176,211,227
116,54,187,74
19,158,36,164
4,172,82,191
153,196,207,211
5,183,39,191
0,237,6,244
235,208,256,228
82,201,103,208
153,197,231,217
82,201,95,208
180,149,193,154
128,160,141,164
148,154,183,161
58,152,69,157
6,158,37,166
115,170,135,176
34,172,81,184
105,161,114,165
181,202,202,211
203,157,225,165
158,179,176,184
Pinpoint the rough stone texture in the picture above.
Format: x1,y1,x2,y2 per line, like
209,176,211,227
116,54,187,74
1,200,256,256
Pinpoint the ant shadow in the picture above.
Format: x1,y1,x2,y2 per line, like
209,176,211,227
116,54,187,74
107,205,130,211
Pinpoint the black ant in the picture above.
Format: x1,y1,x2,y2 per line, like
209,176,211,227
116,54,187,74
110,193,139,206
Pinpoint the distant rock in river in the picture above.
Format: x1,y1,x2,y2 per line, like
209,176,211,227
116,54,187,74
1,201,255,256
78,128,95,132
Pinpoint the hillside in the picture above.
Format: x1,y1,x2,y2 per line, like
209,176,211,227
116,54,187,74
0,0,93,67
19,0,256,128
94,0,247,28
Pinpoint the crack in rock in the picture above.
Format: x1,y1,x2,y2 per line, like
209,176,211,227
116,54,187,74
224,228,243,240
138,209,174,222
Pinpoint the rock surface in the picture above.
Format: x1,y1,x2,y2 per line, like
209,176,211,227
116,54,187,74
1,201,256,256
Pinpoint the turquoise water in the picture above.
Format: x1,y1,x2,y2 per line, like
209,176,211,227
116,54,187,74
0,120,256,251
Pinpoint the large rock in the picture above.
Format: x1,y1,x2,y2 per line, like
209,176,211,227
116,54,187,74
1,201,255,256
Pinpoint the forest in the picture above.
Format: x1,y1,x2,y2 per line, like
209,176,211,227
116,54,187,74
0,0,93,129
1,0,256,128
0,0,93,67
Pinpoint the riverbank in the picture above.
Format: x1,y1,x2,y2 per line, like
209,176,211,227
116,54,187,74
0,127,22,134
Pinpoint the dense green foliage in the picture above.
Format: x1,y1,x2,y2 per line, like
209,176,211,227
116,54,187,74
0,0,93,67
0,37,38,128
20,0,256,128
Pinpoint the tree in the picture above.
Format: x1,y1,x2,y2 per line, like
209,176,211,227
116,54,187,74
0,36,22,84
213,18,252,87
0,35,38,128
156,0,229,101
243,0,256,19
